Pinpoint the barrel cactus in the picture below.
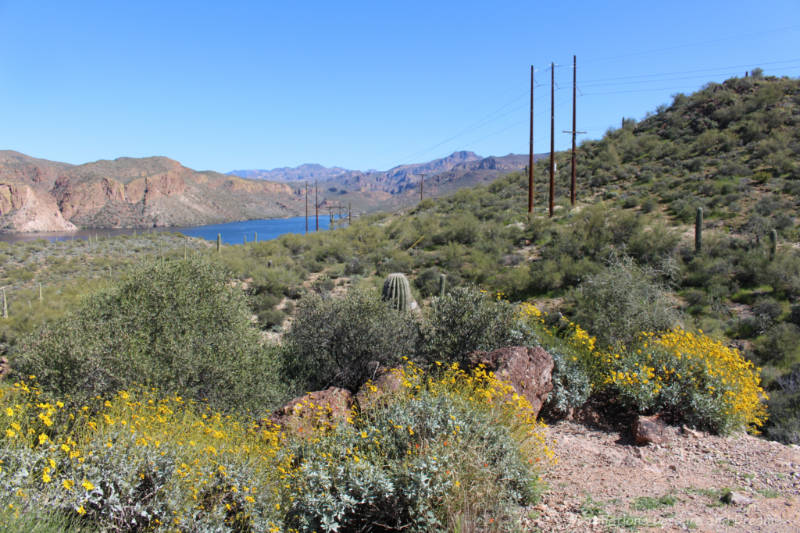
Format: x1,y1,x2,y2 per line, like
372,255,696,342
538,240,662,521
382,273,418,311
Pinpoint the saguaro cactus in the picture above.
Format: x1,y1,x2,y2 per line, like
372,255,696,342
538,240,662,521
769,229,778,261
216,233,222,253
381,273,418,311
2,287,7,319
439,273,447,298
695,207,703,253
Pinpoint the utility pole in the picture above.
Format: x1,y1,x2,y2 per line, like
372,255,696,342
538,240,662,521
315,180,319,232
549,62,555,217
561,55,586,207
305,182,309,234
528,65,534,217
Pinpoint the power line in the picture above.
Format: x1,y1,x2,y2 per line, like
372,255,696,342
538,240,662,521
569,24,800,66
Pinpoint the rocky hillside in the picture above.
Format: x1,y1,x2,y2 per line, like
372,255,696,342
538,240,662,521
0,151,303,232
230,150,543,198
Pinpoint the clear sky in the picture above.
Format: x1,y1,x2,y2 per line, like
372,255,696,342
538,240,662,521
1,1,799,173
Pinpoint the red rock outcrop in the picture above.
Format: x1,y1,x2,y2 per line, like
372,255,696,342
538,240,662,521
469,346,554,417
0,182,77,232
269,387,354,436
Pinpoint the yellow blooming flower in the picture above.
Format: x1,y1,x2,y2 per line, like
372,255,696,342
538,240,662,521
82,480,95,491
62,479,74,490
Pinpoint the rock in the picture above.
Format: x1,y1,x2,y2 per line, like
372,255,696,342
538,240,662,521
721,491,754,506
681,425,702,438
469,346,554,417
633,414,668,445
355,367,404,411
0,357,10,380
269,387,353,436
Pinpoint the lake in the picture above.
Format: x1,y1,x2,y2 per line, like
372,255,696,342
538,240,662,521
0,215,343,245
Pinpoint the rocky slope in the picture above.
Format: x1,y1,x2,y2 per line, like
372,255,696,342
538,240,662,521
229,150,545,197
0,151,302,232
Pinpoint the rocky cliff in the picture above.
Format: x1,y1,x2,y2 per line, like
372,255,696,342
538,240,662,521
0,151,301,232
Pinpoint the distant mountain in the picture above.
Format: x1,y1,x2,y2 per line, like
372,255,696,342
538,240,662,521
228,151,545,208
0,151,302,232
229,163,354,183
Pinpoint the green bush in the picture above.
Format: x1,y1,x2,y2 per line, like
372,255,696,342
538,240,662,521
12,258,283,414
601,329,768,434
419,286,528,367
281,288,419,392
571,256,679,348
285,363,548,531
763,365,800,444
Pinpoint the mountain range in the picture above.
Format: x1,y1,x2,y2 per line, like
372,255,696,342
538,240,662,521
0,150,536,233
229,150,545,196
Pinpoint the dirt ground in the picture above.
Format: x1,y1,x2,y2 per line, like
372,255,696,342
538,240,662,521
526,421,800,532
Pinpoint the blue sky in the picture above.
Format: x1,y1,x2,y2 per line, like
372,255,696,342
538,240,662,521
1,1,799,172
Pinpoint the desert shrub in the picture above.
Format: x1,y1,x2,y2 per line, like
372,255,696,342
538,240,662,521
282,288,419,392
763,365,800,444
419,287,527,367
518,304,594,419
600,329,768,434
752,323,800,368
761,249,800,299
285,363,552,531
0,360,554,532
571,256,679,348
0,383,289,532
12,258,282,414
414,267,446,298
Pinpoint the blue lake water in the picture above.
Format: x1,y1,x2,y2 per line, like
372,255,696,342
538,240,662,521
180,215,341,245
0,215,343,245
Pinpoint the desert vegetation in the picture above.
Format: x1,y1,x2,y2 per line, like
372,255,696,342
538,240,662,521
0,73,798,530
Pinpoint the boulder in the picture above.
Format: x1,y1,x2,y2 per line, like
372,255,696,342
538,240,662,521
633,414,668,445
0,357,9,380
269,387,353,436
355,367,404,411
721,490,754,506
469,346,554,417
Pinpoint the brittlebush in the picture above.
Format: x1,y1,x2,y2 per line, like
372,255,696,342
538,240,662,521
602,329,767,433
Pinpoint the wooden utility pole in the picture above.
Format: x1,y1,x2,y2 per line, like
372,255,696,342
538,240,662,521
315,180,319,232
305,182,309,234
571,56,577,206
560,55,585,207
549,62,555,217
528,65,534,216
